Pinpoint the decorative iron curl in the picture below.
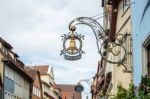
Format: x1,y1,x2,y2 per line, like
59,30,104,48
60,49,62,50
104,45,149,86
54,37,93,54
68,17,129,71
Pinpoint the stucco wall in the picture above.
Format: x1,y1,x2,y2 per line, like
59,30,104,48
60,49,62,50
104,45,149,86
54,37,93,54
110,0,133,95
4,64,30,99
131,0,150,85
41,75,59,99
0,42,4,84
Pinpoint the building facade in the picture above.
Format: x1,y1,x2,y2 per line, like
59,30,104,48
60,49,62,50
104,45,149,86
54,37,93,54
91,0,133,98
56,84,82,99
131,0,150,85
34,65,61,99
0,73,2,91
25,67,43,99
105,0,133,96
0,37,33,99
91,60,105,99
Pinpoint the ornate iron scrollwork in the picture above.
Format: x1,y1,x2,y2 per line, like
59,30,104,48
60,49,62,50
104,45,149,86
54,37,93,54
61,17,130,72
60,32,84,60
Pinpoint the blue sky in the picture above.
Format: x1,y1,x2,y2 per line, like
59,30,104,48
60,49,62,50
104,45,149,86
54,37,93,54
0,0,103,98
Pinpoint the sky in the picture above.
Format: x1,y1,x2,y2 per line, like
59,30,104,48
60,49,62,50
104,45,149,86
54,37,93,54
0,0,103,98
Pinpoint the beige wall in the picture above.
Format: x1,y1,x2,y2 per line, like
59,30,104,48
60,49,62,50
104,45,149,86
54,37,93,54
113,0,132,94
116,0,131,33
0,42,5,85
41,75,59,99
41,75,54,85
104,0,133,97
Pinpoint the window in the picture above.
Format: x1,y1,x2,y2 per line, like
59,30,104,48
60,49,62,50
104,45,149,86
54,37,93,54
33,86,41,97
117,33,128,63
147,46,150,76
5,65,14,80
142,35,150,76
123,33,132,69
5,91,19,99
123,0,130,12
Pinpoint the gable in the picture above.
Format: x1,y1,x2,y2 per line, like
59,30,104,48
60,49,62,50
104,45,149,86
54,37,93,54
48,66,54,79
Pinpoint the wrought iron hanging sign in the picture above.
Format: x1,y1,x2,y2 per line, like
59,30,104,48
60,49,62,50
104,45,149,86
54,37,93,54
60,17,129,71
74,84,84,92
60,31,84,60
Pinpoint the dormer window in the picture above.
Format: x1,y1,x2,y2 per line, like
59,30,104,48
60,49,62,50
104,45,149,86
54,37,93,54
2,46,8,55
14,57,17,62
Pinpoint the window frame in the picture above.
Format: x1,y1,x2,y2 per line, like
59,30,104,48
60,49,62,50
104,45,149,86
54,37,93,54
123,0,130,12
142,33,150,76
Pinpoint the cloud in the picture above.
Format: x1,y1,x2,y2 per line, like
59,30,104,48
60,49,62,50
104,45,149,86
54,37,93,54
0,0,103,98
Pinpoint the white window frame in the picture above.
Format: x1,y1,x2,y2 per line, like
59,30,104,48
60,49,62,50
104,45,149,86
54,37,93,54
142,33,150,76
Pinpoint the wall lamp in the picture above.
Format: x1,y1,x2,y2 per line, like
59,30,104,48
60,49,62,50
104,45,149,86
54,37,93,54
60,17,130,72
75,78,93,99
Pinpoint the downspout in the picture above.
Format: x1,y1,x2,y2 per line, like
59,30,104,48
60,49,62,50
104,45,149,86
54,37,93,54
109,1,119,41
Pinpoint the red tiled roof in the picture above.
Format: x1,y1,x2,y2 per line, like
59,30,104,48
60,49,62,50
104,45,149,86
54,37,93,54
33,65,49,75
56,84,82,99
24,67,38,80
56,84,76,92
